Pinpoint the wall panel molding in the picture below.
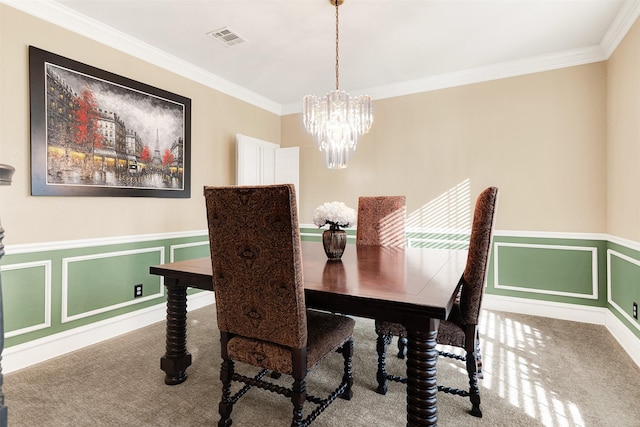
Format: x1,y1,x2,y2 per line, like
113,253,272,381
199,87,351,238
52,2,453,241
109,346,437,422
170,241,209,262
5,230,207,255
2,229,640,372
61,247,165,323
1,260,52,338
493,242,599,299
606,249,640,334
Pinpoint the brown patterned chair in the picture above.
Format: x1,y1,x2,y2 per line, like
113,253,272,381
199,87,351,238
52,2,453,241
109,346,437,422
356,195,407,247
356,196,408,357
204,184,355,427
374,186,498,418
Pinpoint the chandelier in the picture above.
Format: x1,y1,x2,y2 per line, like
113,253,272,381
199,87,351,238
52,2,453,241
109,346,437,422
303,0,373,169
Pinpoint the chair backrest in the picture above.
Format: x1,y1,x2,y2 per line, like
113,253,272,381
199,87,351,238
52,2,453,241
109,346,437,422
460,187,498,325
356,196,406,247
204,184,307,349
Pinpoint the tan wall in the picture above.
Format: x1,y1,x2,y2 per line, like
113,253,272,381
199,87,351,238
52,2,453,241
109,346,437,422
284,64,607,233
0,5,280,244
607,17,640,241
1,4,616,241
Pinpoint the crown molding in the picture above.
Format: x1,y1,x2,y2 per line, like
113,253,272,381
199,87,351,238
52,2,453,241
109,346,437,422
601,0,640,57
282,45,607,115
4,0,640,117
0,0,282,115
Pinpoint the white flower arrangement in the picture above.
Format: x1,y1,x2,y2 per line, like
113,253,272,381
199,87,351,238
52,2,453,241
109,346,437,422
312,201,356,230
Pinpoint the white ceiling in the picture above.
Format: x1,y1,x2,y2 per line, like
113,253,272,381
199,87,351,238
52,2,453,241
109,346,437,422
5,0,640,114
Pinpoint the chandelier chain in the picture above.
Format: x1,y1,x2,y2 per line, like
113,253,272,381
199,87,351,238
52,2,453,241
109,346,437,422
335,0,339,91
302,0,373,169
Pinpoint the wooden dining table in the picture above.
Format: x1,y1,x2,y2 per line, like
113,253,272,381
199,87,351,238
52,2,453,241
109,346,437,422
150,240,467,426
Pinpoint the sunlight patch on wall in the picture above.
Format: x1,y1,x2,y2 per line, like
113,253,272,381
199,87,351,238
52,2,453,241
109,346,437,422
406,179,471,249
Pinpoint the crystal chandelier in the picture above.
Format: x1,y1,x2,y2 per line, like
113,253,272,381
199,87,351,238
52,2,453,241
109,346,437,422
303,0,373,169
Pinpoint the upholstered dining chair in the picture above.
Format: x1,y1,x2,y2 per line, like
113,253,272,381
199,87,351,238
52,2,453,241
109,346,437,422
356,195,408,357
204,184,355,427
356,195,407,247
374,186,498,418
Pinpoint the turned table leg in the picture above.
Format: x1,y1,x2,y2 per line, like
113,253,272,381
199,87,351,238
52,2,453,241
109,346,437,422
160,278,192,385
405,318,440,426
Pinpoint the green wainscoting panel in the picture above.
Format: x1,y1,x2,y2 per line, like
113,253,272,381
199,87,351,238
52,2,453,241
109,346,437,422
300,226,355,243
171,242,211,295
2,229,639,349
172,241,210,262
64,248,163,320
609,254,640,297
606,245,640,337
2,233,211,347
301,227,322,242
301,227,468,249
406,231,469,250
486,236,607,307
495,244,595,295
2,262,49,335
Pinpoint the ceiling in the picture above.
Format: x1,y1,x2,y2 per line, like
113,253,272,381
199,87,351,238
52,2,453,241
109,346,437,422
6,0,640,114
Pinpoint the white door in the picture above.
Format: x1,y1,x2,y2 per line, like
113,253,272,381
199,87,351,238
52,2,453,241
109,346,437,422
236,134,278,185
236,134,299,197
275,146,299,196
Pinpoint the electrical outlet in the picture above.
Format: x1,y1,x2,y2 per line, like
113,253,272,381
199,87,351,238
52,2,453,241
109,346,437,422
634,302,638,320
134,284,143,298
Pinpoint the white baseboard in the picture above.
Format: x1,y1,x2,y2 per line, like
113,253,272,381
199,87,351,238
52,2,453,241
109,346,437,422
483,294,609,324
3,292,215,374
605,310,640,368
483,294,640,368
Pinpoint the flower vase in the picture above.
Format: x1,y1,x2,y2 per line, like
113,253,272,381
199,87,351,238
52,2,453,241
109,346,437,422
322,227,347,260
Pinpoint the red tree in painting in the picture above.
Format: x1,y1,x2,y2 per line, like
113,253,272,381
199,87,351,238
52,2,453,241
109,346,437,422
140,145,151,162
74,87,103,148
162,149,174,166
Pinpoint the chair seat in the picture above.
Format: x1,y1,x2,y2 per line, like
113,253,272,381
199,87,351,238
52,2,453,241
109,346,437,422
435,320,465,348
374,322,465,349
375,303,466,348
228,309,355,375
435,302,466,347
374,320,406,338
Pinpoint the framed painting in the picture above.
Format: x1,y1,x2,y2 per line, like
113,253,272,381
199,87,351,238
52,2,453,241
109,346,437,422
29,46,191,198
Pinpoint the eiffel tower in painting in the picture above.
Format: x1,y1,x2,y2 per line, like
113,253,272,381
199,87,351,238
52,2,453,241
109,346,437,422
151,128,162,168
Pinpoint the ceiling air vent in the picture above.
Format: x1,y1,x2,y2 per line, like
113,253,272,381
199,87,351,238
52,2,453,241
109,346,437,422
207,27,246,47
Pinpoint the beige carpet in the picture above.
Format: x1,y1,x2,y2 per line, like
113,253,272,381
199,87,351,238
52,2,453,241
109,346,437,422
5,306,640,426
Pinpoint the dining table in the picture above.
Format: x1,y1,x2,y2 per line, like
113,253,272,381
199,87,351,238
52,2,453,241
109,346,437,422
149,240,467,426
